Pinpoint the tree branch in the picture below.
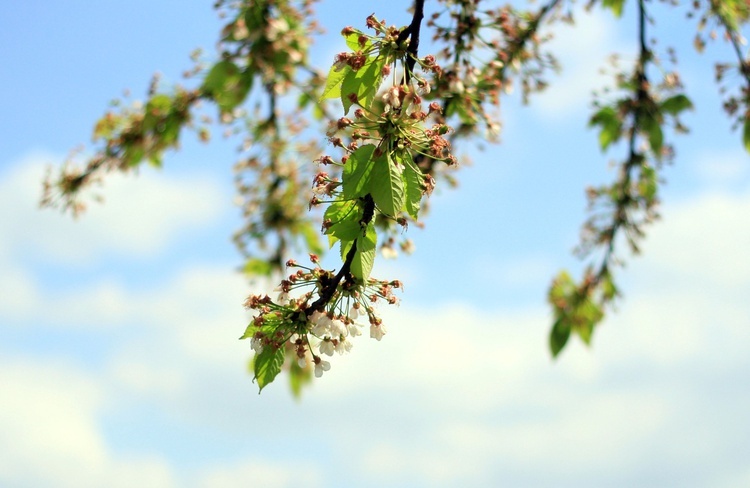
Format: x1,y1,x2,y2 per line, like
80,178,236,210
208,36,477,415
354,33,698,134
398,0,425,85
307,194,375,314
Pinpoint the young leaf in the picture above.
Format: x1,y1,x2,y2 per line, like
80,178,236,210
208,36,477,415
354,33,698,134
289,355,312,399
343,144,376,198
589,106,622,151
320,63,349,101
340,56,385,113
660,94,693,116
243,258,274,277
201,60,252,113
549,318,571,358
340,223,376,280
638,165,658,201
601,0,625,17
254,345,285,393
641,114,664,156
370,153,405,217
401,151,424,219
355,223,377,280
344,30,372,51
297,222,324,256
327,211,364,241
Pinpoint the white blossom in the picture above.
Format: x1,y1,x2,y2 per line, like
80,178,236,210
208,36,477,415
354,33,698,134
348,321,363,337
335,337,353,355
310,311,332,337
465,68,479,87
314,359,331,377
349,304,360,319
381,245,398,259
266,18,289,40
449,79,465,94
319,339,335,357
400,239,416,255
370,322,387,341
330,318,347,337
381,86,401,109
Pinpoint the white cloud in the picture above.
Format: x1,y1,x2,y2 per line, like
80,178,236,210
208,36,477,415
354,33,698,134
2,154,750,486
691,149,750,185
196,460,322,488
640,190,750,287
0,152,226,265
0,357,176,488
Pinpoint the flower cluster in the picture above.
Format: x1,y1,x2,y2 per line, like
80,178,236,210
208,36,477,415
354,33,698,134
241,255,402,388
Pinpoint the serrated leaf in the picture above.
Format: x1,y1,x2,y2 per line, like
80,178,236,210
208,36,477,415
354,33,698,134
370,153,405,217
549,318,571,358
254,345,285,393
743,118,750,154
327,233,339,249
343,145,376,198
344,30,371,51
340,223,376,280
660,94,693,116
327,212,363,241
324,199,358,225
320,63,349,101
340,56,385,113
401,151,424,219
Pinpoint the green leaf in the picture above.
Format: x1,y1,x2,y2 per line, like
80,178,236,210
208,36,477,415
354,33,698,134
573,300,601,346
254,345,285,393
370,153,405,217
143,94,173,133
641,114,664,155
549,318,571,358
589,106,622,151
344,30,371,52
325,200,358,250
660,94,693,116
340,222,376,280
123,145,145,168
340,56,385,113
320,63,349,101
324,199,358,224
743,118,750,154
201,60,252,113
343,145,376,198
401,152,424,219
298,222,324,256
327,211,364,241
601,0,625,17
355,223,377,280
289,355,312,399
638,165,658,201
243,258,274,277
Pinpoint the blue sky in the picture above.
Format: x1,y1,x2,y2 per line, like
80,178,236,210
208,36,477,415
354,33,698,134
1,1,750,487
